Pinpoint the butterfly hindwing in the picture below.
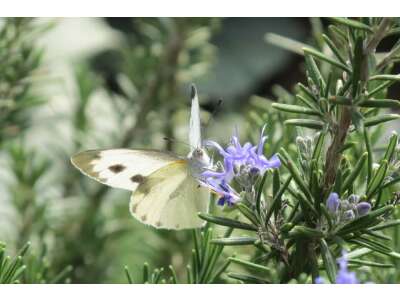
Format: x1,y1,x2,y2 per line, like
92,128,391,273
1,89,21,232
130,160,209,229
71,149,180,191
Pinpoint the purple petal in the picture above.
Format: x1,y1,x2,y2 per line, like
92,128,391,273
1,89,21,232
336,271,359,284
256,125,268,155
356,202,371,216
315,277,325,284
266,154,281,169
326,192,340,213
205,140,229,157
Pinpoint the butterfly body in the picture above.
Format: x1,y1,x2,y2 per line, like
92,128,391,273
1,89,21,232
71,85,210,230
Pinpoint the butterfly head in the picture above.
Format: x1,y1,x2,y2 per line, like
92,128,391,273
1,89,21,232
187,147,211,178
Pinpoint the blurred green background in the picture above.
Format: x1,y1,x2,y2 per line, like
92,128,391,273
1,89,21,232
0,17,398,283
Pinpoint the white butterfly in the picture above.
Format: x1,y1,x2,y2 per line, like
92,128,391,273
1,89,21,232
71,85,211,230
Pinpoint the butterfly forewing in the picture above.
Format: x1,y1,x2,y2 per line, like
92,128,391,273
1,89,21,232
189,85,202,149
130,160,209,229
71,149,180,191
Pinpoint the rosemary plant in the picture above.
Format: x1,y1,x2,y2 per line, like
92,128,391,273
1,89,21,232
2,17,400,284
197,17,400,284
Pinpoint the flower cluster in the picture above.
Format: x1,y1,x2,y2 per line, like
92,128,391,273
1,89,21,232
201,126,281,206
326,193,371,223
316,251,359,284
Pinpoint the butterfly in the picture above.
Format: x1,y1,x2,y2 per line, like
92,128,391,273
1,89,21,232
71,84,211,230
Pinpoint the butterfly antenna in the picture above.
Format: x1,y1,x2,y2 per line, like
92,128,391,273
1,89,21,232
163,137,191,149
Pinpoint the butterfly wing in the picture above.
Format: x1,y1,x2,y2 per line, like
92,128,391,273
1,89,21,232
189,84,202,150
71,149,179,191
130,160,209,229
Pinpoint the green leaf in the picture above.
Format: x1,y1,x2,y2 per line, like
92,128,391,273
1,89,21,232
348,259,394,268
143,262,149,283
383,132,398,162
288,225,324,239
328,96,352,105
284,119,324,130
265,32,308,56
363,127,374,184
297,83,318,102
328,25,347,43
364,114,400,127
359,99,400,109
304,54,325,90
256,170,268,216
320,239,337,283
350,238,392,255
370,220,400,231
312,132,326,161
169,265,178,284
346,248,372,260
352,36,364,98
198,213,258,231
236,203,259,225
328,17,373,32
369,74,400,81
322,34,347,65
368,81,394,97
362,229,391,241
49,265,73,284
265,175,292,224
278,149,316,215
303,47,351,73
320,204,333,230
124,266,133,284
211,237,257,246
341,152,368,192
207,257,233,284
192,230,201,273
227,272,269,283
228,257,271,273
366,160,388,198
272,168,281,201
296,94,319,109
272,103,322,116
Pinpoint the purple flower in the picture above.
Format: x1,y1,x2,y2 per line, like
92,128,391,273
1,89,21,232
356,202,371,216
202,179,239,206
336,252,359,284
326,192,340,213
316,251,359,284
201,126,280,206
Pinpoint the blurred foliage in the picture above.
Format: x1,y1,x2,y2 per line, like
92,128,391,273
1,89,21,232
0,18,47,144
1,17,399,284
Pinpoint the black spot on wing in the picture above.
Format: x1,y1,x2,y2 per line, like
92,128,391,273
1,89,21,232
131,203,138,213
108,164,126,173
131,174,145,183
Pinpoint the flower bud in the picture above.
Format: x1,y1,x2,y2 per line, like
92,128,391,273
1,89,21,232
356,202,371,216
348,194,359,204
326,192,340,213
340,200,351,210
343,210,355,220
